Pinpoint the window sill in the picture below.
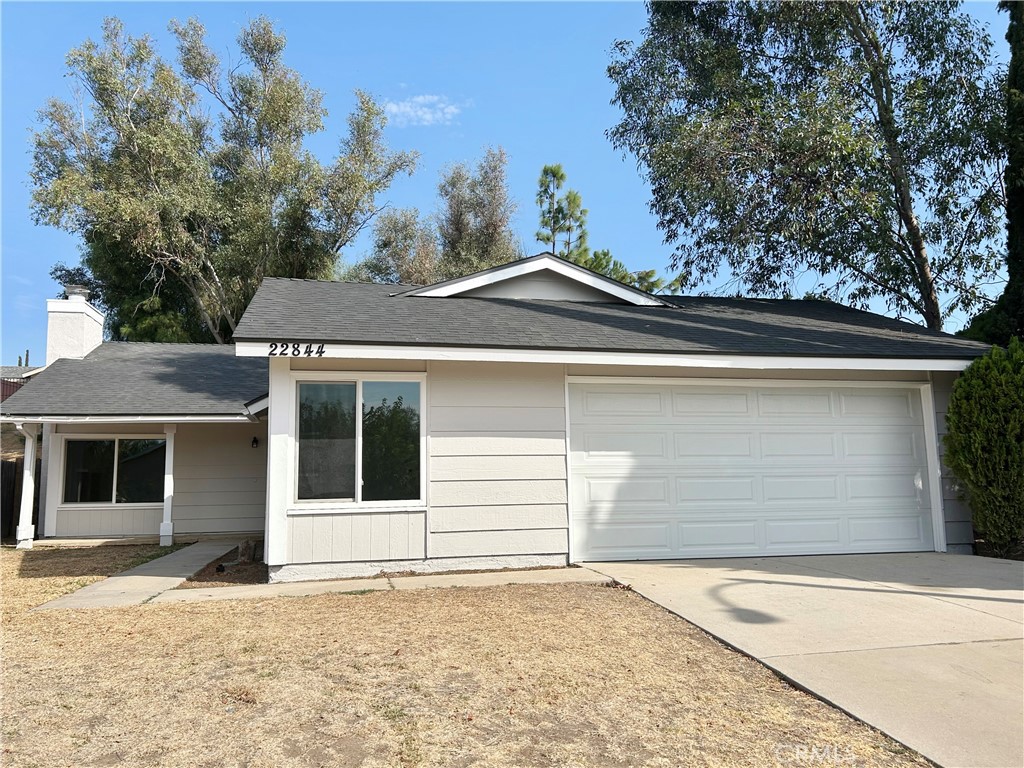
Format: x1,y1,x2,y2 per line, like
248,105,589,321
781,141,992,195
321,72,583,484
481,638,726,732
58,502,163,509
286,504,427,517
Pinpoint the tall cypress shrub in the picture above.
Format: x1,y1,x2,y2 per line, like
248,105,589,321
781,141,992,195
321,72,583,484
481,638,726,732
944,338,1024,557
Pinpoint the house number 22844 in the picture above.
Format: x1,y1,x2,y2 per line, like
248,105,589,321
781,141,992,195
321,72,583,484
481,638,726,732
268,342,326,357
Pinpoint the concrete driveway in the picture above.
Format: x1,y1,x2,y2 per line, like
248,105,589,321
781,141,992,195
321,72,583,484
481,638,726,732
585,554,1024,768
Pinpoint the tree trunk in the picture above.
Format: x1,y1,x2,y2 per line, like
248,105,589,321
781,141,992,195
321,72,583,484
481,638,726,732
844,4,943,330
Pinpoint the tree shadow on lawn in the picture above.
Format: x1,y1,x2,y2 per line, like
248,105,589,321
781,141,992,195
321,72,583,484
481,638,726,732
9,543,177,580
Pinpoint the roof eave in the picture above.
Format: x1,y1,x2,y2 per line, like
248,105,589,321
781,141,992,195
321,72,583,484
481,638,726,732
233,340,978,370
0,413,257,424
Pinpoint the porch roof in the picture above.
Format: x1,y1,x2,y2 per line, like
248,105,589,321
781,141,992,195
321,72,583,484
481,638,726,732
0,343,267,420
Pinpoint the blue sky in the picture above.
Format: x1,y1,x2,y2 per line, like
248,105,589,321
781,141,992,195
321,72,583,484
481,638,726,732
0,1,1008,366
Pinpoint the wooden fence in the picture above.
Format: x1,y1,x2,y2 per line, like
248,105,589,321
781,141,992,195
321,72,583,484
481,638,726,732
1,458,41,540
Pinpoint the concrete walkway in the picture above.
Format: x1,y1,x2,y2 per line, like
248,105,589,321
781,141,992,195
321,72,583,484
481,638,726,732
151,566,610,604
37,541,610,610
587,554,1024,768
35,540,238,610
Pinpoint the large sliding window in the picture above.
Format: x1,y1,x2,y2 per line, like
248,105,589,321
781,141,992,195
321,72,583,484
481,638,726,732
63,438,166,504
296,379,422,504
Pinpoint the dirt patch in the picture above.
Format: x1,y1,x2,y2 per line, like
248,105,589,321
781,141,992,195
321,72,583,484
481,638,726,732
0,547,929,768
974,536,1024,561
180,546,269,589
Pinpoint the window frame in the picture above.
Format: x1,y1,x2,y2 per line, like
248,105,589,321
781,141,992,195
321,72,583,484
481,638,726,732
59,433,167,507
290,371,427,512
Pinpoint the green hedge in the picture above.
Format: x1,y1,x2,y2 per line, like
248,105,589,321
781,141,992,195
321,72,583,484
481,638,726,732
943,337,1024,557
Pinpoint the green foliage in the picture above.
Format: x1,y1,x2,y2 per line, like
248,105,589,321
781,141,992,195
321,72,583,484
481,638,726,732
944,337,1024,557
436,146,520,278
362,395,420,502
354,208,439,285
609,1,1006,330
51,232,212,342
534,164,679,293
964,1,1024,345
535,164,589,260
346,146,520,284
31,16,416,342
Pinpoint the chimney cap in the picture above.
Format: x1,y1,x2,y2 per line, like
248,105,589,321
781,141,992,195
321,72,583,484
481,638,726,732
64,284,91,301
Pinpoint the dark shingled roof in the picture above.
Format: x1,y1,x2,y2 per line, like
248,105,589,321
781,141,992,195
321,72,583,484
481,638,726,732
0,366,38,379
233,278,991,360
1,343,267,418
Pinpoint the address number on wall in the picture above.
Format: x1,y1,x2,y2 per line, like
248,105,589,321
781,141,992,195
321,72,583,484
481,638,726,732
268,342,327,357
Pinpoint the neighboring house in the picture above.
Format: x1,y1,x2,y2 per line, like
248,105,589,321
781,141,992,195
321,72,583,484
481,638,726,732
1,366,37,402
1,254,990,582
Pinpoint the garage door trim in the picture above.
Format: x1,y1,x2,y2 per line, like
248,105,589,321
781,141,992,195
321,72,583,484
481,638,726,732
564,376,946,562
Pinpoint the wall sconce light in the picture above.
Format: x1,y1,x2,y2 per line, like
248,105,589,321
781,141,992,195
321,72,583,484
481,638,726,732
252,437,259,449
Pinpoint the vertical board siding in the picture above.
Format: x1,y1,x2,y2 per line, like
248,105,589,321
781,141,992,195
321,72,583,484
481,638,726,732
428,361,569,557
288,512,426,564
931,372,972,546
55,505,162,536
173,423,268,534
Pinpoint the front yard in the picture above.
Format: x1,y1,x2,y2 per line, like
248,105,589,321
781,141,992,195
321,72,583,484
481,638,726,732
1,546,929,768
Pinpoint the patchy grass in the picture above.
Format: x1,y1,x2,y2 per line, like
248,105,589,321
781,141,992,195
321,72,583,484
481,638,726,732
0,546,930,768
0,543,184,619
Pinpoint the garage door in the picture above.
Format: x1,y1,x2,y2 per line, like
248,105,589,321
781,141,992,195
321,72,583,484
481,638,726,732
569,382,935,561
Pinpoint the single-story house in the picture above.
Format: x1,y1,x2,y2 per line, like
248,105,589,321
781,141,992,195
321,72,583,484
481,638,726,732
2,254,991,582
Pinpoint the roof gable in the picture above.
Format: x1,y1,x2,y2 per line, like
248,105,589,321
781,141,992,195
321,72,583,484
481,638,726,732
401,253,666,306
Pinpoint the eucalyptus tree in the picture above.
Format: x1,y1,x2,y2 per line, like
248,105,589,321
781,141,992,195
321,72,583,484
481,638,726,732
358,208,440,286
436,146,520,278
31,16,417,342
609,1,1005,330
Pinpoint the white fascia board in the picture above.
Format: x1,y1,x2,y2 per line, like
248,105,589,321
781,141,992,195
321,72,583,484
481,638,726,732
244,396,270,415
0,414,252,424
21,364,50,379
405,254,666,306
234,340,974,372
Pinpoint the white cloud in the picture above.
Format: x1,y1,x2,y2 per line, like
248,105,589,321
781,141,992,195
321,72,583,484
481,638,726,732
383,94,461,127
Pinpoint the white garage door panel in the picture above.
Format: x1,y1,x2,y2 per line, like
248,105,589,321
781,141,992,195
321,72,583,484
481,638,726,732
571,383,935,560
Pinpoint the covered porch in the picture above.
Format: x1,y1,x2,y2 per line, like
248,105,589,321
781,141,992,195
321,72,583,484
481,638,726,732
10,418,267,549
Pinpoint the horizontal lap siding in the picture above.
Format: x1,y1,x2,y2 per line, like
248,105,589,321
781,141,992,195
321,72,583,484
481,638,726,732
173,423,268,534
428,361,568,557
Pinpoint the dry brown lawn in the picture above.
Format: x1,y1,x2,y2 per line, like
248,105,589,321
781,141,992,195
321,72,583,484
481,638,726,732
1,546,930,768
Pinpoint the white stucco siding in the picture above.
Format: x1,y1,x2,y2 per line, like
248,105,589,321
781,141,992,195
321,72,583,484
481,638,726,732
427,361,569,559
172,423,268,534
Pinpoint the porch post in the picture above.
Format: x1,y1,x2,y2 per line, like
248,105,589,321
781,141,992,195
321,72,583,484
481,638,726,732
15,423,39,549
160,424,176,546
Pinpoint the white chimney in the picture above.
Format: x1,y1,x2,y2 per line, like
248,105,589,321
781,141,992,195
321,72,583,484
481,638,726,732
46,285,104,365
